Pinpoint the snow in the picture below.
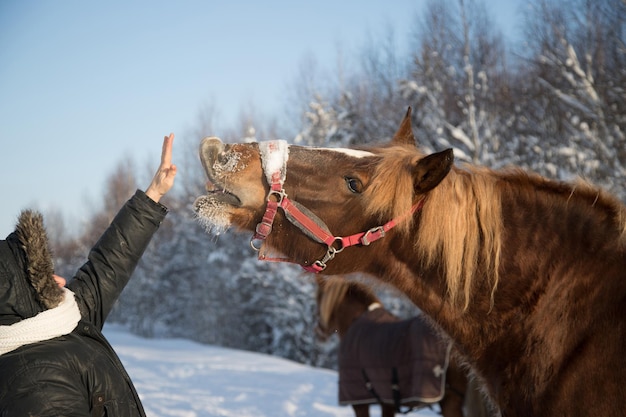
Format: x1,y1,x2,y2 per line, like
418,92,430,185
104,325,440,417
260,140,290,185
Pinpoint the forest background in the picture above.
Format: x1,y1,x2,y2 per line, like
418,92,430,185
48,0,625,370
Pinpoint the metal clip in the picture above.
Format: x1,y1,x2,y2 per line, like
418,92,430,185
312,260,327,271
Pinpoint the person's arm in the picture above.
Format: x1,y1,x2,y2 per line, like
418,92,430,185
68,134,177,327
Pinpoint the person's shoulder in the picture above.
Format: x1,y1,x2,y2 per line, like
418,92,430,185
0,337,79,384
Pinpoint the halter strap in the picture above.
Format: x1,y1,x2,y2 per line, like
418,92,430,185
251,140,425,273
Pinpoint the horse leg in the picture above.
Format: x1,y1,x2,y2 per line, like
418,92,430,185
352,404,370,417
463,377,495,417
381,404,396,417
439,360,467,417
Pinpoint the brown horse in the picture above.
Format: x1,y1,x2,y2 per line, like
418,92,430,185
315,276,489,417
193,108,626,416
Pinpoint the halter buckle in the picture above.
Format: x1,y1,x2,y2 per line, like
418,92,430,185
361,226,385,246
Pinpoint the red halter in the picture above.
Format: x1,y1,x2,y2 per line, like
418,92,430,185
250,140,424,273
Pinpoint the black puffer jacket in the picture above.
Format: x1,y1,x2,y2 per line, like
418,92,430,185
0,190,167,417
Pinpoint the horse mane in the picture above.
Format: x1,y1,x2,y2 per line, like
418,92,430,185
362,145,626,310
318,277,349,332
417,166,503,310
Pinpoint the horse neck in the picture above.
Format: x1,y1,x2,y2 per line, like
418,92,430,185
334,298,372,338
399,178,626,410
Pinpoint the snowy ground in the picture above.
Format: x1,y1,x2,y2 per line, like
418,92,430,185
104,325,440,417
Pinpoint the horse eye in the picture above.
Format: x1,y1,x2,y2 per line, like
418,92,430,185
345,177,363,193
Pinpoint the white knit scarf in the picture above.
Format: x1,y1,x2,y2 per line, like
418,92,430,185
0,287,81,355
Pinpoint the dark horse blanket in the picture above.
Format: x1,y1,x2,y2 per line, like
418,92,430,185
338,308,452,407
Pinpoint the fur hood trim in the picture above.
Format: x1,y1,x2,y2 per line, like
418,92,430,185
14,210,64,309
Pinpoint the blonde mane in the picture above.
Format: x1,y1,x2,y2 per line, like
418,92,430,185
363,147,502,310
417,166,502,310
318,277,349,331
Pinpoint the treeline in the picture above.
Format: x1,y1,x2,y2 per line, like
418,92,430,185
49,0,625,368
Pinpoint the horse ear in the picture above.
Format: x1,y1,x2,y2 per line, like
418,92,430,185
391,107,416,146
413,149,454,194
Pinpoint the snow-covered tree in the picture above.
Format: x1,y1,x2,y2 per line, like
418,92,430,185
516,0,626,196
400,0,511,166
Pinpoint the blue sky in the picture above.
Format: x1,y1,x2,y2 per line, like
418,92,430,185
0,0,520,237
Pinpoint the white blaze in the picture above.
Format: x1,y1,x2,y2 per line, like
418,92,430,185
311,147,374,158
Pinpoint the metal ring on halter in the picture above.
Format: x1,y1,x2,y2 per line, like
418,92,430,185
330,236,345,253
267,188,287,204
250,238,263,251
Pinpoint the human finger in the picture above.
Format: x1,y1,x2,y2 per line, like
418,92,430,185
161,133,174,166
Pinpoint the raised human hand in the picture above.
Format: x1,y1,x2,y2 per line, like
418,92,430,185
145,133,177,203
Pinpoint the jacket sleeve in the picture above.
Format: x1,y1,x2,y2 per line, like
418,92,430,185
68,190,168,329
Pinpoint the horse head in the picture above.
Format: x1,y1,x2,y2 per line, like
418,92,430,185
194,108,454,275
